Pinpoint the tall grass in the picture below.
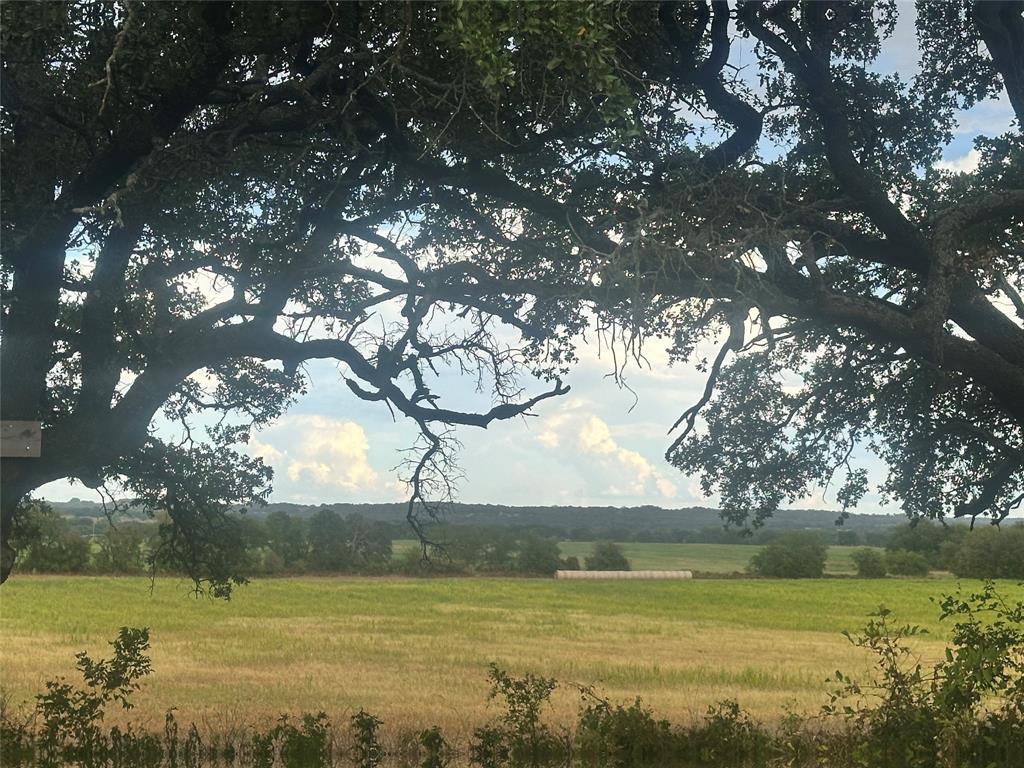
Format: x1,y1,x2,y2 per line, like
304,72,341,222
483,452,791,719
3,576,1016,741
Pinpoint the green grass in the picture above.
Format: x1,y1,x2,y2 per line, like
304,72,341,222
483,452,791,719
3,575,1017,738
394,540,884,574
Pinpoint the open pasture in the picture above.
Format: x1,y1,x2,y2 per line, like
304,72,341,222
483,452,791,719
393,540,884,574
1,576,1014,740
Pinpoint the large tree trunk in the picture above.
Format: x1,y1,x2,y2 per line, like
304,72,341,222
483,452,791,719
0,461,36,583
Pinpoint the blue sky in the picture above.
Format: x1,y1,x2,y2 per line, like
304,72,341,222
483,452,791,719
40,3,1017,514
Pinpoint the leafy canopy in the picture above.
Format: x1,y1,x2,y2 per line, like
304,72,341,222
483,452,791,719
2,1,1022,593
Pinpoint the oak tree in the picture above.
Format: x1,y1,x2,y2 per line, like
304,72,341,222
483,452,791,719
3,1,1022,590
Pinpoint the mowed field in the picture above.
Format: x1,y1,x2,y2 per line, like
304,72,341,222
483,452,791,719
3,574,1017,741
394,540,882,574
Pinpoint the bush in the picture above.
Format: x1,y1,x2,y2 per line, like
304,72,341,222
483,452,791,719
851,548,887,578
585,541,630,571
825,583,1024,766
748,532,826,578
885,549,930,577
953,524,1024,579
576,693,676,767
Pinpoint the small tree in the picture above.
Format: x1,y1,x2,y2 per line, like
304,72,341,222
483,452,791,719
885,522,965,568
851,548,887,579
885,549,931,577
585,541,631,571
93,524,148,575
12,504,90,574
264,511,308,569
748,532,827,579
514,535,562,576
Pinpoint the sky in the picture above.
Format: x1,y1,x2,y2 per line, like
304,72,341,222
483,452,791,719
40,3,1018,515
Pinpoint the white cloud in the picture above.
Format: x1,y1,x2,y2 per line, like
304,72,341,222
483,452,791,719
935,149,980,174
577,415,617,455
531,408,679,500
251,415,381,493
248,438,283,463
535,429,560,448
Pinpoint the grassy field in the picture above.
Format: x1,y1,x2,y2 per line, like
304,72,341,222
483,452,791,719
3,575,1016,740
393,540,883,574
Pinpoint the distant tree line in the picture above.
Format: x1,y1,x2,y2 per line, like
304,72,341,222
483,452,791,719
10,505,628,579
748,522,1024,579
12,504,1023,581
51,499,907,545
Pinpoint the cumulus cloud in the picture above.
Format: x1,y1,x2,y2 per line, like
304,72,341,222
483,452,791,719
935,149,980,174
577,416,617,454
250,415,382,493
533,406,678,500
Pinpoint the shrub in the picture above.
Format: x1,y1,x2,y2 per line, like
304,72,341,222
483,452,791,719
351,710,384,768
585,541,630,571
690,700,771,764
32,627,152,764
850,548,887,578
825,583,1024,767
748,532,826,578
418,726,451,768
885,549,930,577
470,664,561,767
576,693,676,767
953,524,1024,579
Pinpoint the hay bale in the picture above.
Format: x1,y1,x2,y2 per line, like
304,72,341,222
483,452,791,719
555,570,693,580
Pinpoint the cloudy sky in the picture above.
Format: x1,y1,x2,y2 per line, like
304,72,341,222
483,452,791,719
40,4,1017,514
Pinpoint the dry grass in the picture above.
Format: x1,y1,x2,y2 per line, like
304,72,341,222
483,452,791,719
2,575,1014,741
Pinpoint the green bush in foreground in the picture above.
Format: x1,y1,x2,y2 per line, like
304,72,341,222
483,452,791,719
748,532,827,578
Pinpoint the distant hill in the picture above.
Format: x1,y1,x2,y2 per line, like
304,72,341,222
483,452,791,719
48,498,912,536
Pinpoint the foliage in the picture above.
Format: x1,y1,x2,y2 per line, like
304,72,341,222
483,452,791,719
575,691,676,767
417,726,451,768
3,0,1022,589
748,532,827,578
34,627,152,765
884,549,931,577
885,521,965,569
351,710,385,768
10,503,90,575
307,510,392,573
850,548,887,579
953,523,1024,579
825,583,1024,767
262,511,308,569
584,541,631,571
470,664,560,767
93,523,149,575
279,713,332,768
513,535,563,577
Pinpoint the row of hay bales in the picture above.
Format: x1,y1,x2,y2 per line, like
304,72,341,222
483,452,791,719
555,569,693,580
